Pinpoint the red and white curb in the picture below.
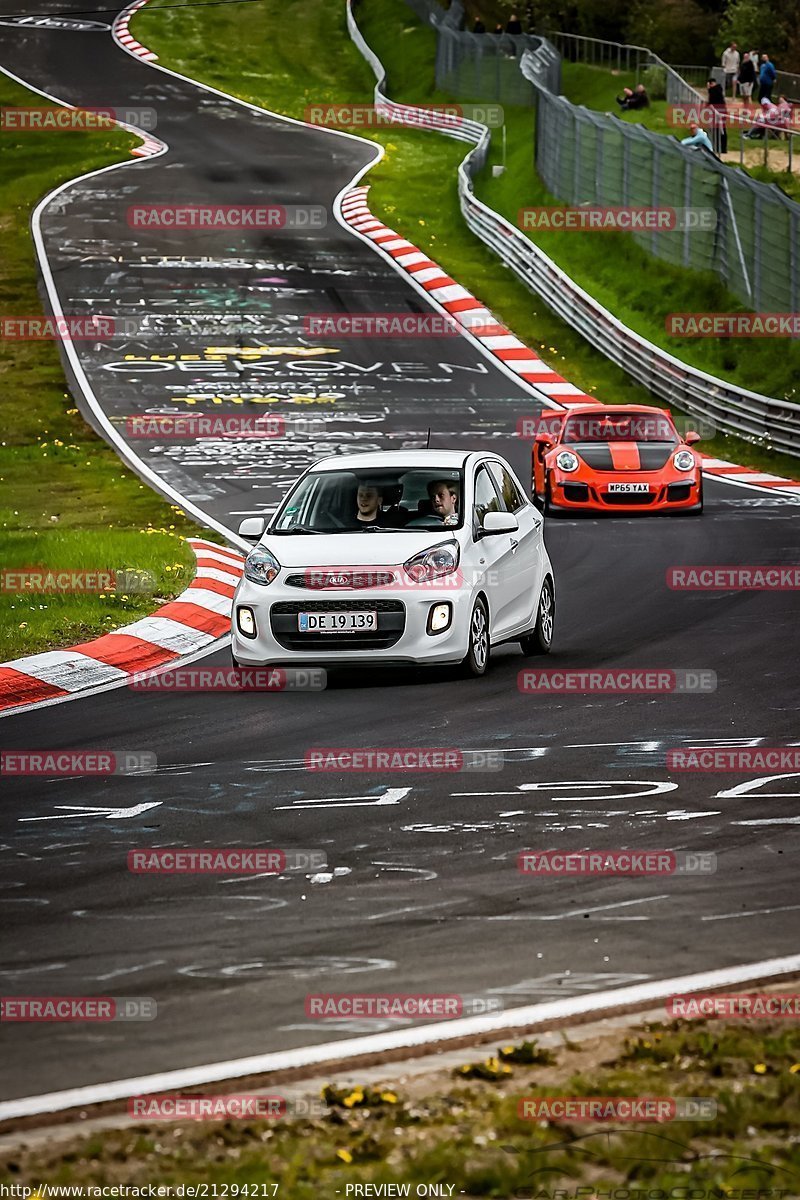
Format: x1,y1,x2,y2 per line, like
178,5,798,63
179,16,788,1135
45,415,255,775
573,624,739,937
340,185,599,410
112,0,157,62
0,540,244,715
700,456,800,494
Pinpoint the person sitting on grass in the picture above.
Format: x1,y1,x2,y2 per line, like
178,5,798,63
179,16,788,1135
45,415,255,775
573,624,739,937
744,96,780,139
616,84,649,112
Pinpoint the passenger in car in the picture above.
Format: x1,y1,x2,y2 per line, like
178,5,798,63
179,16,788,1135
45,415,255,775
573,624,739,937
428,479,459,526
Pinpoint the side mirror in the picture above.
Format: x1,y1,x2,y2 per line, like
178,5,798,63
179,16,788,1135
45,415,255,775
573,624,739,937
481,510,519,536
534,432,553,446
685,430,702,445
238,516,267,542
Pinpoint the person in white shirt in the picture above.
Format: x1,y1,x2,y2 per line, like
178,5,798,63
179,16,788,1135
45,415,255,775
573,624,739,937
721,43,740,96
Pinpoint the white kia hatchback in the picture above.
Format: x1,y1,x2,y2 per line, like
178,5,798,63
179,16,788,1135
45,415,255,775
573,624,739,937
231,450,555,676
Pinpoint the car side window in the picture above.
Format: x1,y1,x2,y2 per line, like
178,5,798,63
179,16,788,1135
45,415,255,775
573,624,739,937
473,465,503,533
487,462,527,513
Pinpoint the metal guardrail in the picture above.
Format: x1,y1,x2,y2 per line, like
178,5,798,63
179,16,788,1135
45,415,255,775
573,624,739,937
347,0,800,457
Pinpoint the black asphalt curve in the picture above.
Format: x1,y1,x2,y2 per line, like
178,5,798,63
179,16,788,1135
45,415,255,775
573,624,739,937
1,1,799,1108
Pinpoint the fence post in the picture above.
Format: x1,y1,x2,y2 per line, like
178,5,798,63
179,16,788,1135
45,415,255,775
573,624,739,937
753,192,763,309
683,157,692,267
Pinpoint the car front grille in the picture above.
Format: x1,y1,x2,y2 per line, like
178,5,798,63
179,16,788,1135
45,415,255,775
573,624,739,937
601,491,657,506
284,571,396,590
270,599,405,651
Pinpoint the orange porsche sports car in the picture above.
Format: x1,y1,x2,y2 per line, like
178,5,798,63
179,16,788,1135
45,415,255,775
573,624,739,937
530,404,703,515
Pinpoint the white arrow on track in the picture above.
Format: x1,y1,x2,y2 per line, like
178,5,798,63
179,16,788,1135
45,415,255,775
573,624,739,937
19,802,162,823
276,787,410,811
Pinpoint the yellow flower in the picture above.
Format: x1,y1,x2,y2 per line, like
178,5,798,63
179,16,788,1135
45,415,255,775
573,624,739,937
336,1149,353,1164
343,1087,364,1108
789,1063,800,1073
501,1045,515,1055
753,1063,767,1074
379,1091,398,1103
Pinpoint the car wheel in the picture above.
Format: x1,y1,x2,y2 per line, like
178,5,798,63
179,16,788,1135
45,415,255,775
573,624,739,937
520,576,555,656
460,596,490,677
543,473,556,517
689,478,704,514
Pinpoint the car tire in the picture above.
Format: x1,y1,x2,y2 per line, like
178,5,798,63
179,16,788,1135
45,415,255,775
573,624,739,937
689,478,704,514
520,576,555,656
460,595,490,677
543,473,556,517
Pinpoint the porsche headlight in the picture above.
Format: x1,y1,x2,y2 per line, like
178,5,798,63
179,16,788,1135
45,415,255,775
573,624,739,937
673,450,695,472
244,546,280,585
556,451,579,473
404,539,460,584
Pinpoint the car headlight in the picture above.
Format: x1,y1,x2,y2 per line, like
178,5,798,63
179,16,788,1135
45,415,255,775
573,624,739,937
243,546,280,586
673,450,695,472
556,450,579,473
404,539,460,584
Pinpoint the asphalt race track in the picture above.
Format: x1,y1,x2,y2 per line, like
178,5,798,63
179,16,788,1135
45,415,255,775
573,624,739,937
1,0,799,1108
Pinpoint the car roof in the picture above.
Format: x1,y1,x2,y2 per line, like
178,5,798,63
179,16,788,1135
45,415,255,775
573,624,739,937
309,450,473,472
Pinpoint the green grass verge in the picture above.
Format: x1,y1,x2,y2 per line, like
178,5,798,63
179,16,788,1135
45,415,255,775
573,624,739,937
0,73,203,660
133,0,800,481
3,1020,799,1192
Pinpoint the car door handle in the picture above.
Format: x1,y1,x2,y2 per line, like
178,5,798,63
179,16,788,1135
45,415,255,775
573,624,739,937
510,538,519,553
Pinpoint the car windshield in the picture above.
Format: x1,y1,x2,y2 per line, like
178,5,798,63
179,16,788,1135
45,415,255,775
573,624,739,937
562,413,678,444
270,467,466,533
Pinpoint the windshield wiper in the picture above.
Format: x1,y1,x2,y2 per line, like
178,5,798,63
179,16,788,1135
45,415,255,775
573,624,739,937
268,525,323,535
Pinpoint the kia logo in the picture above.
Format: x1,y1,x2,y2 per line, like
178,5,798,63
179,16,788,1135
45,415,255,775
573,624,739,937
327,574,348,586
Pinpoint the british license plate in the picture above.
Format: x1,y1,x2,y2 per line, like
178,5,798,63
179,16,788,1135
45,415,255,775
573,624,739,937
298,610,377,633
607,482,651,493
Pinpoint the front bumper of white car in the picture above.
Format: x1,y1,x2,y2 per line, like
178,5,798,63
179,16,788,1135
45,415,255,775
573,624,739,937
231,574,478,667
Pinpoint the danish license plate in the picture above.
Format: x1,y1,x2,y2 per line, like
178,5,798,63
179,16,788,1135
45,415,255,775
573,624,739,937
298,611,377,633
607,483,651,493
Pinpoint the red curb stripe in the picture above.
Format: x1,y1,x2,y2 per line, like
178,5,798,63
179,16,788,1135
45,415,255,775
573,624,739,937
442,298,484,314
153,601,230,636
0,668,67,710
188,540,244,564
69,633,180,673
194,556,244,574
187,577,237,599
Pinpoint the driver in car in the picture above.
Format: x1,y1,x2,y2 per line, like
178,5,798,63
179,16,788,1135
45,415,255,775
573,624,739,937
355,482,385,527
428,479,459,526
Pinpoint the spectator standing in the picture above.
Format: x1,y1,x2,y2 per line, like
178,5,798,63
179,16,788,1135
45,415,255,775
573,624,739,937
759,54,776,102
706,77,728,153
721,42,740,96
472,15,485,33
506,12,523,34
737,52,756,108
